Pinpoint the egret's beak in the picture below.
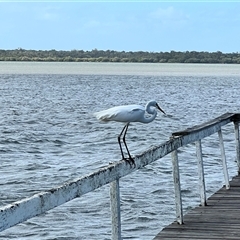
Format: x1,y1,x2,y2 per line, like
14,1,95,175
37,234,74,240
156,103,166,115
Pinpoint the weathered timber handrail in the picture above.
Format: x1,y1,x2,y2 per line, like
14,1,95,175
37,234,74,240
170,112,240,224
1,112,240,239
0,134,183,232
172,112,235,141
0,136,181,232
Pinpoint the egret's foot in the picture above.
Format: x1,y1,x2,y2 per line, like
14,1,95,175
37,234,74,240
124,157,135,167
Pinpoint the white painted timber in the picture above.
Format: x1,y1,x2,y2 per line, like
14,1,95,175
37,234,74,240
110,179,122,240
234,122,240,174
195,140,206,206
172,112,236,144
218,129,230,189
171,150,183,224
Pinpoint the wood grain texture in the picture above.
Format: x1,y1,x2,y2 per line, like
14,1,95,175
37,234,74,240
154,175,240,240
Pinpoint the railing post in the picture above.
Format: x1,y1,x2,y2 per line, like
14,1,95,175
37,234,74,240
234,121,240,174
195,140,207,206
171,149,183,224
110,179,122,240
218,129,230,189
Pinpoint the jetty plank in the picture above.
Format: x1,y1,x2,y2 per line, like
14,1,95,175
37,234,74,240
154,175,240,240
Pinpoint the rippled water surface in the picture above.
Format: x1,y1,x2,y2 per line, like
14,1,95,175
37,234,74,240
0,62,240,239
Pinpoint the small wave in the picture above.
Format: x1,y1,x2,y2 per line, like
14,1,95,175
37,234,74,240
23,120,38,124
0,139,21,144
151,189,167,195
137,216,156,222
25,163,51,171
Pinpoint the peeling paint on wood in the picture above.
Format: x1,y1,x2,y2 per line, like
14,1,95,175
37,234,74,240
171,150,183,224
218,129,230,189
195,139,207,206
110,179,122,240
234,121,240,173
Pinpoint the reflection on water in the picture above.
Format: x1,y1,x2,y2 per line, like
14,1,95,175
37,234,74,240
0,63,240,239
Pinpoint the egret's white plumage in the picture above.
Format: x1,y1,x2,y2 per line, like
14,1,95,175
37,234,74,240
94,100,166,165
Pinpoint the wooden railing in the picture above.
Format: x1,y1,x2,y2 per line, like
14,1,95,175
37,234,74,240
1,113,240,239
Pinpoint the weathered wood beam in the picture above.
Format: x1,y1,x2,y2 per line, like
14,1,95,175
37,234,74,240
0,137,179,232
195,139,207,206
172,113,237,146
171,150,183,224
234,121,240,173
172,113,236,137
110,179,122,240
218,129,230,189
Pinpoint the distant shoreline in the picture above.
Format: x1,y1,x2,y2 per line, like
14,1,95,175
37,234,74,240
1,61,240,76
0,49,239,64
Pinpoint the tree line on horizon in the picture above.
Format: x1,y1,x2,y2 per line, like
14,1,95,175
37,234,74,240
0,48,240,64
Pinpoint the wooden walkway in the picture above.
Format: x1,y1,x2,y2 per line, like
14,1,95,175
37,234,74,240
154,174,240,239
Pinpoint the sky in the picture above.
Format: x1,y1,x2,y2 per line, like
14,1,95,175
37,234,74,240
0,1,240,53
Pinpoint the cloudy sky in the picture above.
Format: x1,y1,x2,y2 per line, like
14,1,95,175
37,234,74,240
1,1,239,53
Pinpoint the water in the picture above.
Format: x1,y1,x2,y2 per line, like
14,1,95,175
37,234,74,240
0,62,240,239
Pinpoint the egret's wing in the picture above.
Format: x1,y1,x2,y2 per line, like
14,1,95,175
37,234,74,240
94,107,119,122
94,104,145,122
94,106,122,122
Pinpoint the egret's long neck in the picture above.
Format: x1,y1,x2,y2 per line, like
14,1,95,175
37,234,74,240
146,101,156,114
141,110,157,123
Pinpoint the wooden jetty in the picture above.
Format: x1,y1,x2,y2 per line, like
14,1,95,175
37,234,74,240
154,174,240,240
1,112,240,239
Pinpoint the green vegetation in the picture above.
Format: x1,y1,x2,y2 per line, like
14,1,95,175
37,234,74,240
0,48,240,63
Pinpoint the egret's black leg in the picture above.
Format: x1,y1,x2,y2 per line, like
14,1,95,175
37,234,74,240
118,124,128,160
122,123,135,166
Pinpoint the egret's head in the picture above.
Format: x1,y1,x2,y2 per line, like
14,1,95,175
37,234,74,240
147,100,166,115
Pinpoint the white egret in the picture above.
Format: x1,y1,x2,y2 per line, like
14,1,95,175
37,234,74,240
94,100,166,165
